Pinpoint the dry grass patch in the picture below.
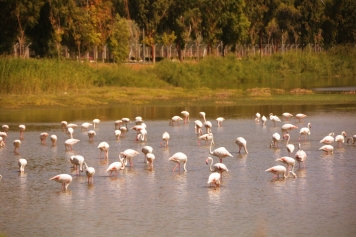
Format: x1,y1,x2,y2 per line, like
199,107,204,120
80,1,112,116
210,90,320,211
290,88,314,94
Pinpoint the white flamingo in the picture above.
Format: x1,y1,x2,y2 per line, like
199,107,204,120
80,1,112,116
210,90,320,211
204,121,212,133
261,115,267,126
255,112,261,123
93,119,100,128
50,135,57,146
64,139,80,151
135,116,143,125
87,130,96,142
206,157,228,180
216,117,225,127
161,131,170,147
142,146,153,163
169,116,183,126
209,137,233,163
281,124,298,134
347,135,356,144
270,132,281,148
98,142,109,159
81,122,92,131
122,118,130,129
121,149,140,166
114,120,122,130
320,132,335,144
61,121,67,131
106,155,125,177
282,112,293,121
194,120,203,134
335,131,347,148
319,145,334,155
295,143,307,168
207,172,221,188
18,158,27,173
136,128,147,142
49,174,73,190
269,113,281,126
283,133,295,156
276,157,296,177
2,124,9,132
265,165,291,179
19,125,26,139
67,127,74,139
168,152,187,173
146,153,155,169
0,137,4,147
69,155,85,174
199,112,207,123
181,111,190,123
83,162,95,184
13,139,21,153
299,123,311,141
235,137,248,153
295,113,307,122
115,130,121,140
198,133,214,145
39,132,49,144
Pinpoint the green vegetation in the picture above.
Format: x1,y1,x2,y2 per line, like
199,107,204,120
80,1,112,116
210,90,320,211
0,46,355,109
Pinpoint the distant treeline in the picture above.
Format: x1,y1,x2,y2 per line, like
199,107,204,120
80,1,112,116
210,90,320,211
1,46,355,95
0,0,355,63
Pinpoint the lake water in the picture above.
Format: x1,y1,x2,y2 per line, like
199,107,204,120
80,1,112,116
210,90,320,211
1,104,356,237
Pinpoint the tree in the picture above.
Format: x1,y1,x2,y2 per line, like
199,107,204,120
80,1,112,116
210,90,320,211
109,14,130,63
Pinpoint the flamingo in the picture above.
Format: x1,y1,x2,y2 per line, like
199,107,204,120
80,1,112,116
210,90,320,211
114,120,122,130
39,132,49,144
142,146,153,163
198,133,214,145
135,116,143,125
66,123,78,129
0,132,7,144
206,157,228,180
81,122,92,131
19,125,26,139
270,132,281,148
295,113,307,122
261,115,267,126
130,124,145,132
319,145,334,155
69,155,85,174
67,127,74,139
276,157,296,177
121,149,140,166
269,113,281,126
320,132,335,144
282,112,293,121
204,121,212,133
64,139,80,151
98,142,109,159
87,130,96,142
83,162,95,184
255,112,261,123
13,139,21,153
49,174,73,190
61,121,67,131
106,154,126,177
295,143,307,168
136,128,147,142
0,137,4,147
235,137,248,153
169,116,183,126
161,132,170,147
199,112,207,123
347,135,356,144
281,124,298,134
50,135,57,146
146,153,155,169
115,130,121,140
122,118,130,129
2,125,9,132
209,137,233,163
216,117,225,127
299,123,311,141
168,152,187,173
265,165,291,179
283,133,295,156
93,119,100,128
18,158,27,173
207,172,221,187
194,120,203,134
181,111,190,123
120,126,128,133
335,131,347,148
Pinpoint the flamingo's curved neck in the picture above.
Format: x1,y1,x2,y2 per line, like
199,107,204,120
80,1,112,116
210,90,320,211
208,158,214,171
209,139,214,154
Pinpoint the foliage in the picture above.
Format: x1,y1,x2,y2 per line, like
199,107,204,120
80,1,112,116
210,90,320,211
109,15,130,63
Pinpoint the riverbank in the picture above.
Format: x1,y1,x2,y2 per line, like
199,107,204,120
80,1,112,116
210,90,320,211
1,86,355,109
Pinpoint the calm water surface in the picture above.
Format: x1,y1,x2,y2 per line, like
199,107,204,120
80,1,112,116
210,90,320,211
1,104,356,237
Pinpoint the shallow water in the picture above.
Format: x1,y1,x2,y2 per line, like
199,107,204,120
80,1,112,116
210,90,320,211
1,105,356,237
